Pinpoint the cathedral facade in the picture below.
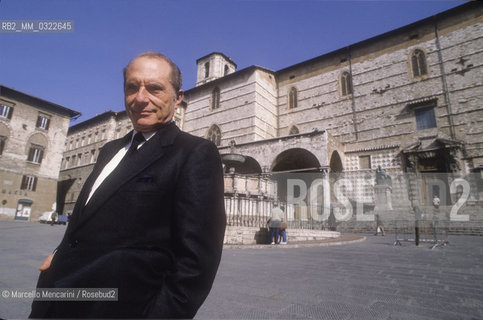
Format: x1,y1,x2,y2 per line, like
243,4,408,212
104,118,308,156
183,3,482,223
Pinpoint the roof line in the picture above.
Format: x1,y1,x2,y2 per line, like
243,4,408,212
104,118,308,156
217,129,326,150
186,3,475,93
276,2,474,75
184,65,275,94
0,84,81,118
196,52,238,68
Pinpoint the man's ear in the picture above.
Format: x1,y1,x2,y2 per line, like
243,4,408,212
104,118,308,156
175,90,184,104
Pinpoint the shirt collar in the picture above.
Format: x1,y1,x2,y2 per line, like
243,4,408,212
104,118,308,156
131,120,174,143
132,130,156,142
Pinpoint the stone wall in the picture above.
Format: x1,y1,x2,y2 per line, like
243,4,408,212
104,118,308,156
184,70,259,146
224,226,340,245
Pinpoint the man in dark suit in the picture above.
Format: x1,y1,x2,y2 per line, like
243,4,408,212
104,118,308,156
30,52,226,319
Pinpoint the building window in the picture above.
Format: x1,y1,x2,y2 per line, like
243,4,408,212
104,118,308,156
224,65,229,76
288,87,298,109
411,49,428,78
204,62,210,78
207,125,221,146
289,125,299,135
0,136,6,155
0,104,13,119
84,151,89,164
359,155,371,169
21,175,37,191
36,115,50,130
415,106,437,130
211,87,221,110
27,145,44,164
340,71,353,97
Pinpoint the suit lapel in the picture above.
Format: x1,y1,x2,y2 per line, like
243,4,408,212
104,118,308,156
72,123,180,230
79,138,128,207
68,137,128,229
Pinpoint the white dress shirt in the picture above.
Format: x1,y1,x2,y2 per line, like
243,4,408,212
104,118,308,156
85,130,156,205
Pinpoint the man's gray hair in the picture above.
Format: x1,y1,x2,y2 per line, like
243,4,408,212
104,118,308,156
123,52,183,94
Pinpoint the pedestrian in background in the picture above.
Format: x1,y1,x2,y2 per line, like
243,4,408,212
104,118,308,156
374,213,385,236
433,194,440,212
279,218,287,245
269,202,283,244
50,211,57,226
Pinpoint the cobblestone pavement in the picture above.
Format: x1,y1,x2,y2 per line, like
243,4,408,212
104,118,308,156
1,220,482,319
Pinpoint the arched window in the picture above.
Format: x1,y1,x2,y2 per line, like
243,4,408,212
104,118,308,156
289,125,299,135
207,125,222,146
288,87,297,109
26,133,48,164
211,87,220,110
340,71,353,97
411,49,428,78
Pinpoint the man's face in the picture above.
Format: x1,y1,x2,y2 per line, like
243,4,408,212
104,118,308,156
124,57,182,132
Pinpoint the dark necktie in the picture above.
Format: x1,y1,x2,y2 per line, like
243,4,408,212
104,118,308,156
127,132,145,156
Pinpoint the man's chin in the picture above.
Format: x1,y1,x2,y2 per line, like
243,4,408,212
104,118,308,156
133,121,167,133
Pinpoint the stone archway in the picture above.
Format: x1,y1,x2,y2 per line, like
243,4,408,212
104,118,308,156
271,148,321,173
221,154,262,174
270,148,322,221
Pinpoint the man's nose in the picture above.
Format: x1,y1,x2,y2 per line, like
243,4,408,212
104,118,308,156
135,86,149,103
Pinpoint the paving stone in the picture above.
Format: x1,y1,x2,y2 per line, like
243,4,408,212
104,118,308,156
1,221,482,319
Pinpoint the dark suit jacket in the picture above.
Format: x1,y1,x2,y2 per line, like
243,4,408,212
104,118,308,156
30,122,226,319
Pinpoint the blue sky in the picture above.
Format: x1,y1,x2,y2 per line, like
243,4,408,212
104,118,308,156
0,0,465,125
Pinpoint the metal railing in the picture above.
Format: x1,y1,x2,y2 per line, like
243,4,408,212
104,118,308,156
394,219,449,249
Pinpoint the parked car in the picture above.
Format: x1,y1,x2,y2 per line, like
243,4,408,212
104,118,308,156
39,212,67,225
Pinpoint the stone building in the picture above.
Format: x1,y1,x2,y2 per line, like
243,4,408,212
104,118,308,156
0,85,80,221
57,3,482,231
